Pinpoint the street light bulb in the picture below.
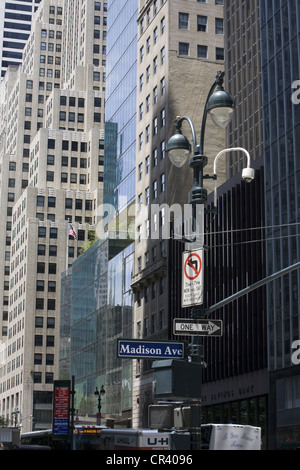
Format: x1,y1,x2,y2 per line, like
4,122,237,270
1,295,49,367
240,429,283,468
166,131,191,167
168,148,190,167
206,86,235,129
209,106,234,128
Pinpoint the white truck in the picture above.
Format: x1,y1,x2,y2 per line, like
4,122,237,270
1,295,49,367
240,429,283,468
99,428,170,450
201,424,261,450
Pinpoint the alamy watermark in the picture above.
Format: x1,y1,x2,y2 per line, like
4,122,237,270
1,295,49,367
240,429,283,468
95,200,205,243
291,340,300,365
292,80,300,104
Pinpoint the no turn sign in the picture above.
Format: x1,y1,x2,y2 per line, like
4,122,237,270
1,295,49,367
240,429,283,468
182,249,203,307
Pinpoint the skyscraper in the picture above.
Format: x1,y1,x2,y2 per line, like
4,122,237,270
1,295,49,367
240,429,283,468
0,0,106,432
132,0,226,427
0,0,42,77
259,0,300,449
221,0,300,449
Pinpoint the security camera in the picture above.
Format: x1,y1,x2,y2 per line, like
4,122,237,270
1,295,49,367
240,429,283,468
242,167,255,183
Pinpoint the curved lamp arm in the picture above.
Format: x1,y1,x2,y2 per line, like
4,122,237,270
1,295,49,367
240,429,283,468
200,71,225,155
213,147,253,207
174,115,198,153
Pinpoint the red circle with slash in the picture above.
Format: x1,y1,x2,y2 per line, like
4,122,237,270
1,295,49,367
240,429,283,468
184,253,202,280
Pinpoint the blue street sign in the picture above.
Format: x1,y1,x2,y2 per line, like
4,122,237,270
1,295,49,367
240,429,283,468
117,339,186,360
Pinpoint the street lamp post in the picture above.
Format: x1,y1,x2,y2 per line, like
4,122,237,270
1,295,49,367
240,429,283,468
166,71,254,450
167,71,235,241
94,385,105,425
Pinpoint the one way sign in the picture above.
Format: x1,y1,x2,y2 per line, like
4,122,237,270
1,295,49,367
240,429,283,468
173,318,223,337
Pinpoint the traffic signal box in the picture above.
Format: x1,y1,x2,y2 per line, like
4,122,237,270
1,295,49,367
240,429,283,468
152,359,202,400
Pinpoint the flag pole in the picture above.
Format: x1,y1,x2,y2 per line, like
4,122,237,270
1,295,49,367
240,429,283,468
66,218,69,270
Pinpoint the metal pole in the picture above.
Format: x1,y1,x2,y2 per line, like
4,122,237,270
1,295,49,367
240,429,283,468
69,375,75,450
205,262,300,316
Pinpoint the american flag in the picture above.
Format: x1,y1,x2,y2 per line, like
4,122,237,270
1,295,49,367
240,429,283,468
69,224,77,239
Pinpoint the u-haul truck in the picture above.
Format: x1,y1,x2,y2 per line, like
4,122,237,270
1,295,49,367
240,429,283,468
99,428,170,450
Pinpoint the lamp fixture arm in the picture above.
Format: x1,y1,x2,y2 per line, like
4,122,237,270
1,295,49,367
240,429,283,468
174,115,197,153
213,147,251,175
199,71,224,155
213,147,252,207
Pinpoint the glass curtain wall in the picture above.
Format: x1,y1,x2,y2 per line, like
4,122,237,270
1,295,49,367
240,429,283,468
260,0,300,371
103,0,138,218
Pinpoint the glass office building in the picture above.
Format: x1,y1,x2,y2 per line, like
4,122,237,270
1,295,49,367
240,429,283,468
259,0,300,448
69,238,134,424
66,0,138,425
103,0,137,218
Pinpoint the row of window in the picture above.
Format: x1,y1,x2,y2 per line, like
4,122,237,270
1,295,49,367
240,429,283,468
179,12,224,34
137,309,165,338
94,2,107,12
31,371,54,384
34,352,54,366
46,171,103,184
139,17,165,63
47,138,105,151
138,108,166,149
36,213,92,225
41,29,62,40
138,143,166,180
137,208,167,243
59,111,102,123
179,42,224,60
36,298,56,310
139,0,166,36
49,5,62,15
137,173,165,209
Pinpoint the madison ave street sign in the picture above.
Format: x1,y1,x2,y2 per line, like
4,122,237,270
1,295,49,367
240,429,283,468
173,318,223,337
117,339,186,360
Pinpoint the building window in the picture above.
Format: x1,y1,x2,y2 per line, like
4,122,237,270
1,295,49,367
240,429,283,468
34,354,42,365
161,17,165,34
179,42,189,56
161,108,166,127
197,15,207,32
36,298,44,310
161,46,165,65
160,173,166,192
49,245,57,256
47,299,55,310
48,281,56,292
197,45,208,58
46,336,55,347
216,47,224,60
48,197,56,207
38,227,46,237
35,317,44,328
48,263,56,274
145,187,150,205
50,228,57,238
141,159,147,179
37,262,45,273
179,12,189,30
46,172,54,182
38,244,46,256
215,18,224,35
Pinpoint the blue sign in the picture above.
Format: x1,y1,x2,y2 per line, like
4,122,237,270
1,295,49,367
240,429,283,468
118,339,185,359
53,418,69,435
